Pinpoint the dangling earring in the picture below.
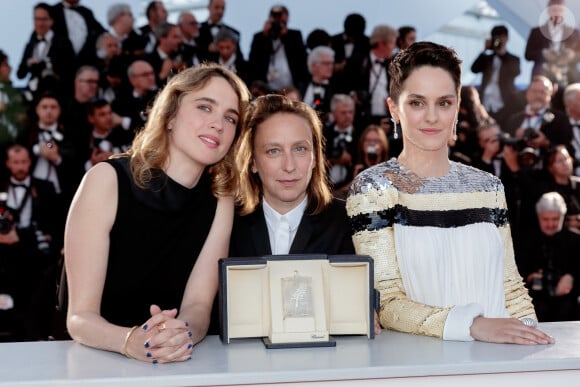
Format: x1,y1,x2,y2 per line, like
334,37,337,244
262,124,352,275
452,119,458,141
391,117,398,140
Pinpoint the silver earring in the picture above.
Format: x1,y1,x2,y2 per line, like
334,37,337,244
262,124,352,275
391,117,398,140
452,119,458,141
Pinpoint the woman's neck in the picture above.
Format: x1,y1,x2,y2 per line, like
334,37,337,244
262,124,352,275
397,148,450,178
165,158,204,189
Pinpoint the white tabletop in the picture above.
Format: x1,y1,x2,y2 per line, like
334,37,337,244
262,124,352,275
1,321,579,386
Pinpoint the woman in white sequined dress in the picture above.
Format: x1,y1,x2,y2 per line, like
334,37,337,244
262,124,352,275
346,42,554,344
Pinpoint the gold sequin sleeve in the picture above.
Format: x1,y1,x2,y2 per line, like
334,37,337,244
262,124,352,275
496,189,537,320
347,185,451,339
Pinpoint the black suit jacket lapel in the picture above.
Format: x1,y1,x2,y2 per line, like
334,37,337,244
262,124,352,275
250,205,272,256
290,213,313,254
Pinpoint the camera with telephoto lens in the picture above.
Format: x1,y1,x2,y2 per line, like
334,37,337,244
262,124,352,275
498,128,540,167
0,192,14,235
270,20,282,40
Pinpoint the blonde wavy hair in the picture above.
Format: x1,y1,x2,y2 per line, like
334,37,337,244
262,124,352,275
235,94,332,215
120,63,251,197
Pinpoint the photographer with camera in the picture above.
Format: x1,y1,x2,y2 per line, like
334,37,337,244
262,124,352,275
17,3,76,103
0,144,62,340
515,192,580,322
471,25,521,131
143,22,185,88
504,75,571,169
248,5,308,92
323,94,358,194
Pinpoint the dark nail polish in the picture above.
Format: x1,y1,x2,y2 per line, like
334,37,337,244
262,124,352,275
188,331,192,337
152,359,158,365
146,352,152,358
187,356,192,361
144,342,150,348
184,322,189,327
187,343,192,349
142,324,148,330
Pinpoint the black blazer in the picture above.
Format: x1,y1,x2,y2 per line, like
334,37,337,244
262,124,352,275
229,198,355,257
49,3,106,67
248,28,309,87
17,30,76,99
525,23,580,77
505,108,572,147
197,22,243,60
330,33,370,93
471,51,520,105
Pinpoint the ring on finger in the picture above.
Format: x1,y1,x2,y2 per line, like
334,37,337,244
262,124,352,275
520,317,538,328
158,322,167,331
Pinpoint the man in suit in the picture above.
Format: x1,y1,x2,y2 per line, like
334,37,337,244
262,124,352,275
347,24,397,130
505,75,571,169
0,144,62,340
143,22,183,87
106,3,147,63
177,11,203,67
197,0,242,60
138,1,167,54
112,60,157,134
206,29,250,86
17,3,76,103
323,94,359,193
49,0,106,68
330,13,370,94
471,25,521,131
300,46,336,120
17,92,75,203
83,99,132,173
248,5,308,91
525,0,580,86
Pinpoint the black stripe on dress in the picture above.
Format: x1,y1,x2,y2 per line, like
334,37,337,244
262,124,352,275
350,205,508,233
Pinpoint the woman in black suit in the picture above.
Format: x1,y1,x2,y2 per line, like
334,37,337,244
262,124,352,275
230,94,354,257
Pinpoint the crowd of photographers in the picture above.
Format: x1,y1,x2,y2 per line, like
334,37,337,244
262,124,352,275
0,0,580,341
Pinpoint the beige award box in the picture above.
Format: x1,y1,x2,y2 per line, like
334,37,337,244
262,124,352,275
219,254,376,348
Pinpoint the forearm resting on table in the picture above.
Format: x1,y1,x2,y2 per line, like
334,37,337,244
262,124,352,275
178,302,212,344
67,311,131,354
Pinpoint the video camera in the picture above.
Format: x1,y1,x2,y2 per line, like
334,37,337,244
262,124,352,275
499,128,540,167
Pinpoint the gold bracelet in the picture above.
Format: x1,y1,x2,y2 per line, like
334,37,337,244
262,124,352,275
121,326,139,359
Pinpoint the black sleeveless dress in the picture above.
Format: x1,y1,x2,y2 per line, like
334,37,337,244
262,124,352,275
100,157,217,328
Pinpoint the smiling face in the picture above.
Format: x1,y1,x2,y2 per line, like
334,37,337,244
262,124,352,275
388,66,458,155
252,112,315,214
168,76,240,172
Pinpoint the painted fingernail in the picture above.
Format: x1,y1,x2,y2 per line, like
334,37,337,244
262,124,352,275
187,343,192,349
184,322,189,327
152,359,158,365
187,356,192,361
188,331,192,337
142,324,148,330
146,352,152,358
144,342,150,348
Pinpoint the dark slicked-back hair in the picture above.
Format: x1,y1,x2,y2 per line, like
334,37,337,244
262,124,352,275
388,41,462,104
